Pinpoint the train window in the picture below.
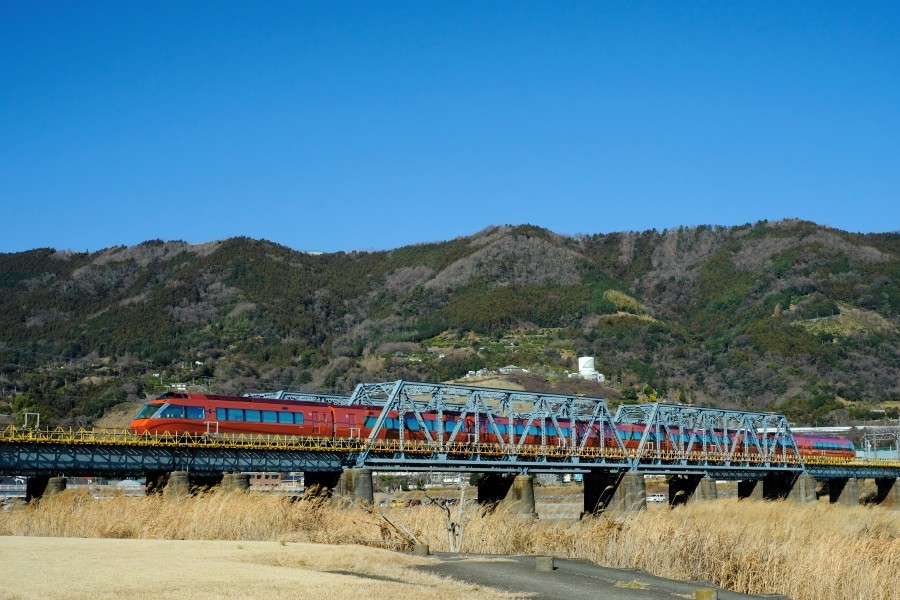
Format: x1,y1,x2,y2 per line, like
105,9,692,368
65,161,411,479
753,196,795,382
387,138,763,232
217,408,226,421
186,407,205,420
245,410,261,423
159,405,186,418
262,411,277,423
134,405,159,419
278,412,293,424
227,409,244,421
364,416,377,428
294,412,304,425
405,418,420,431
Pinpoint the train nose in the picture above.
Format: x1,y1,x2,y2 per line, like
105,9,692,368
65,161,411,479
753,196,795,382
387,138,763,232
130,419,151,433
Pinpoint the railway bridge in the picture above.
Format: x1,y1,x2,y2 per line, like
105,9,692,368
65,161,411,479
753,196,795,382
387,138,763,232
2,380,899,513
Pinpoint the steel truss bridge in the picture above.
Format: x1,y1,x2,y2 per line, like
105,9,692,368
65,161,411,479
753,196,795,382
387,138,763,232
2,380,899,481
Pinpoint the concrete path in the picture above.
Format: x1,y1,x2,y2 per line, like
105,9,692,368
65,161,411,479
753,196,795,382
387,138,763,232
417,553,787,600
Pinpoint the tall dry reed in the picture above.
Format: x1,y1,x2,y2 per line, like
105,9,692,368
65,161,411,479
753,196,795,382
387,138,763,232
1,490,896,600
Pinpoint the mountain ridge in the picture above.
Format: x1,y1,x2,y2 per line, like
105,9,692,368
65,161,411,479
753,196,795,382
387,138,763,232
0,220,897,428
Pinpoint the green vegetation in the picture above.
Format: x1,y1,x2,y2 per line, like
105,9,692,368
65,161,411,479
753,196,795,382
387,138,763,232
0,220,897,426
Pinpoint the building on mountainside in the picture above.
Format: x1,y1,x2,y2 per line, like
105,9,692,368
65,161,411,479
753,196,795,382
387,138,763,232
568,356,605,382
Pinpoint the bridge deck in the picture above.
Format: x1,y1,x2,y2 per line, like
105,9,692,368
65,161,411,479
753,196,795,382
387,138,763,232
2,426,899,478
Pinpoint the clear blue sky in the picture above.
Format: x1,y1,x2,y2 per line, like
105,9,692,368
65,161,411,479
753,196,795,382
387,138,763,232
1,1,898,253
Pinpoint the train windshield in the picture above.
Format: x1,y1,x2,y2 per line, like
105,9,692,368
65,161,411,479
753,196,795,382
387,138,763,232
133,404,205,420
134,404,160,419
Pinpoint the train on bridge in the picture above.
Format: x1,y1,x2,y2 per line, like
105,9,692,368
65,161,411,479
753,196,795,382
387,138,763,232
130,391,857,460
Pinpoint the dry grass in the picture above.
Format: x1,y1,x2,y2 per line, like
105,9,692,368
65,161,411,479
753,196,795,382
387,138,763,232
0,536,518,600
1,491,897,600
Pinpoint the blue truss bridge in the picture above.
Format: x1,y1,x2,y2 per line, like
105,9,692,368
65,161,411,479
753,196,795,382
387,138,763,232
2,380,898,511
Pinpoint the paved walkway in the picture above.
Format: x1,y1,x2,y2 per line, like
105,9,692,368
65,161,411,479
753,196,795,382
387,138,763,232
417,553,787,600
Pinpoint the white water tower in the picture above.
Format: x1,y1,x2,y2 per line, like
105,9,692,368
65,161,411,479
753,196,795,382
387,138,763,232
578,356,596,377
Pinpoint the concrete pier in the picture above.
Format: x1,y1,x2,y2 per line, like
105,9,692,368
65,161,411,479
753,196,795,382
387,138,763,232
45,476,67,496
304,469,373,505
875,478,899,508
739,475,794,500
668,475,716,505
618,472,647,512
502,474,536,515
336,468,374,506
233,472,251,492
737,479,764,500
696,476,718,501
477,473,515,505
220,472,250,493
304,471,342,497
163,471,190,499
25,476,67,501
583,471,621,515
25,476,48,502
829,477,860,506
476,473,536,515
789,474,818,503
668,475,701,506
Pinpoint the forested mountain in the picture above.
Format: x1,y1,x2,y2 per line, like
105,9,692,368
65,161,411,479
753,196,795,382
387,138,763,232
1,220,898,427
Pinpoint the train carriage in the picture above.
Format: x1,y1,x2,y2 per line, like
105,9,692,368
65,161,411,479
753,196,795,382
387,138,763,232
130,392,856,460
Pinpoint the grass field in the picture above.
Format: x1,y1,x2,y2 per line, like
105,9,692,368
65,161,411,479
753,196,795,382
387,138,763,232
1,490,897,600
0,536,518,600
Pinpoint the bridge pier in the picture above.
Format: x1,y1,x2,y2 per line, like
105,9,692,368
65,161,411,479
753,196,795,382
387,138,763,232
477,473,514,505
737,479,763,500
25,476,67,502
763,473,794,500
828,477,860,506
220,472,249,493
668,475,700,506
163,471,190,499
304,470,342,496
739,474,794,500
875,478,899,508
623,472,647,511
145,471,166,495
503,474,536,515
336,468,374,506
696,476,717,501
304,469,373,505
583,471,621,515
789,474,817,503
666,475,716,505
604,472,646,512
476,473,536,515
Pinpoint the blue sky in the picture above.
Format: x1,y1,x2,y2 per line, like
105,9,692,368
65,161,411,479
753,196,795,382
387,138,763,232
1,1,898,253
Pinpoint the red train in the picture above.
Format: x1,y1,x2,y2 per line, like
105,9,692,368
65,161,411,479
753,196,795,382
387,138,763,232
129,391,857,459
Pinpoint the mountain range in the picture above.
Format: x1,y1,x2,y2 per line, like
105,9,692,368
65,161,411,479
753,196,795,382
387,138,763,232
1,219,897,427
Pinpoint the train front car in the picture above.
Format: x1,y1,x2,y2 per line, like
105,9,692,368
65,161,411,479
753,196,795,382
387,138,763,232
130,392,340,437
130,392,211,434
